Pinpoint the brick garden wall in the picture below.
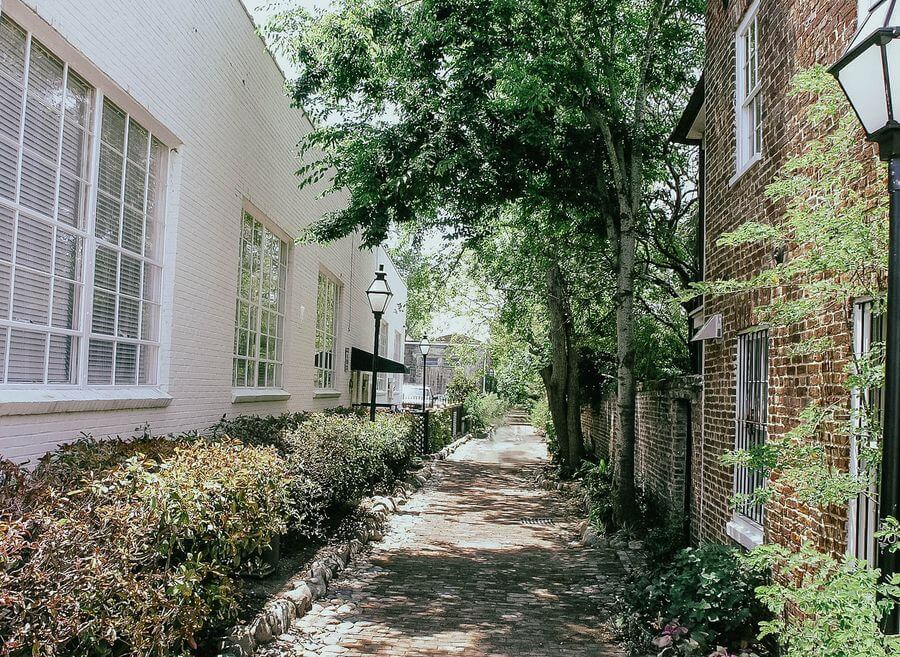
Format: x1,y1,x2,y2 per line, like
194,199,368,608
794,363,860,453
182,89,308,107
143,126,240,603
582,377,702,539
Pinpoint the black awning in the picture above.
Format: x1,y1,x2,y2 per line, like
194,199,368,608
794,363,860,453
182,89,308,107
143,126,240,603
349,347,409,374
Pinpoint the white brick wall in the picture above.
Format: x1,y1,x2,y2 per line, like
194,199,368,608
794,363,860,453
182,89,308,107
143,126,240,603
0,0,407,464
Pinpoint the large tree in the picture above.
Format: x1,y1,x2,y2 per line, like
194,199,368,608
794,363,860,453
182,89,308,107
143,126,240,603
267,0,703,499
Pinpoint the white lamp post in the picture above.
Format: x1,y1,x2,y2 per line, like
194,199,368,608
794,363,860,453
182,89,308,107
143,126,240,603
365,265,393,421
829,0,900,632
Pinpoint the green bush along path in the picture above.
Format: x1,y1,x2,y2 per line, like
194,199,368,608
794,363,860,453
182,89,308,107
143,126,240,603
259,425,627,657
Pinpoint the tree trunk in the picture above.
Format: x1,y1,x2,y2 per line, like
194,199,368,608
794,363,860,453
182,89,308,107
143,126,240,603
543,265,583,476
540,364,571,469
614,219,639,524
565,316,584,468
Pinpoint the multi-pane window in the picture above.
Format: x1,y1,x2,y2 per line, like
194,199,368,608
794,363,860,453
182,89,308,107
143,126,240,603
0,14,166,386
314,273,339,390
736,3,762,172
734,329,768,527
232,212,287,389
849,300,885,566
89,101,166,385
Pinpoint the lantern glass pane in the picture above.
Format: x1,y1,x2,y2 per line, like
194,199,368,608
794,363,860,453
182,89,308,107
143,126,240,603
367,291,391,314
888,38,900,124
839,44,889,135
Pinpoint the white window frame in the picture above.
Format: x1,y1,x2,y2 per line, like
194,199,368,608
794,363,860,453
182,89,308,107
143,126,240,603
232,209,288,393
848,299,884,566
0,4,174,404
314,271,340,391
732,0,762,183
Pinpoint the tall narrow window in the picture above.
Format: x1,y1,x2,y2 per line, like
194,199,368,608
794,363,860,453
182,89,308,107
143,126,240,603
89,100,166,385
314,273,339,390
0,14,167,387
233,212,287,389
735,2,761,173
734,329,768,527
849,300,884,566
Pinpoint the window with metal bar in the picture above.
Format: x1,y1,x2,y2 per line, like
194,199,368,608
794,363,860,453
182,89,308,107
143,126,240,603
734,329,768,526
232,211,287,389
0,14,166,387
849,300,885,566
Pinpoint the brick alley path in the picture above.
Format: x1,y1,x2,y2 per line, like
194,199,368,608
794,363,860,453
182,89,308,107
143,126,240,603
259,425,627,657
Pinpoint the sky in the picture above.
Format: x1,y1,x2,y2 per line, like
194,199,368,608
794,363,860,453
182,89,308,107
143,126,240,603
241,1,489,341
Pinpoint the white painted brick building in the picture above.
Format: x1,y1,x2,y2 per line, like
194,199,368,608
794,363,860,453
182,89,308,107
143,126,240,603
0,0,407,464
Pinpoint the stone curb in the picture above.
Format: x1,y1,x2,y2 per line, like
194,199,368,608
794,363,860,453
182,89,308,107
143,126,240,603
223,433,474,657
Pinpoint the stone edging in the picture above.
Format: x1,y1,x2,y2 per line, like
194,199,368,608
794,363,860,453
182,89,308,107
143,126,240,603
224,433,474,657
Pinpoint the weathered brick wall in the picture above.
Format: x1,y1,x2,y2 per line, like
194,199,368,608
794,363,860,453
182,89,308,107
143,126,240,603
700,0,883,554
582,377,702,535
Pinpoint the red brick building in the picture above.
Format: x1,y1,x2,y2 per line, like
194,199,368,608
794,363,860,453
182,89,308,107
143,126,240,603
685,0,886,556
583,0,888,560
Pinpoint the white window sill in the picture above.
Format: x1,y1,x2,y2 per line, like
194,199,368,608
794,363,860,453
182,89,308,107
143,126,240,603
313,389,341,399
729,152,763,187
727,514,764,550
0,387,172,417
231,388,291,404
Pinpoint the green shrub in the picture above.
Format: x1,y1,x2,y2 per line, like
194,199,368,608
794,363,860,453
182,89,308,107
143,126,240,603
427,408,454,451
446,372,479,404
617,544,770,656
0,411,419,657
211,411,311,452
465,392,508,431
1,439,291,657
278,412,418,535
578,460,617,533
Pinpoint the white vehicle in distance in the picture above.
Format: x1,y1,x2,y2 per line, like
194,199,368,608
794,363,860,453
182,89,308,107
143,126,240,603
403,384,434,410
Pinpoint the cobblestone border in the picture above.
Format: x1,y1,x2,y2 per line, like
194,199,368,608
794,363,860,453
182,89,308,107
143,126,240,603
222,433,475,657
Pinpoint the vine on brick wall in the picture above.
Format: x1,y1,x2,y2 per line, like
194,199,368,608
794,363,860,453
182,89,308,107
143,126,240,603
685,65,900,656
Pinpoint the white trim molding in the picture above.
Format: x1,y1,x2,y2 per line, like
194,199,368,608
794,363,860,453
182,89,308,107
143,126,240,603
727,513,764,550
231,387,291,404
0,387,171,416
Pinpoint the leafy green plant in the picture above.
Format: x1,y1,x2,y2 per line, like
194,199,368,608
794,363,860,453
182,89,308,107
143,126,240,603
617,545,770,657
211,411,311,452
427,408,454,452
742,543,900,657
578,459,617,533
447,372,480,405
465,392,508,432
278,412,418,535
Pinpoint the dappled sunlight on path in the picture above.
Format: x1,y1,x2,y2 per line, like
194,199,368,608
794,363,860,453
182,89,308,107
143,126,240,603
258,425,627,657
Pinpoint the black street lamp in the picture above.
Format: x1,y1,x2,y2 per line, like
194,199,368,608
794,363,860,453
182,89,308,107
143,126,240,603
419,335,431,411
366,265,393,421
829,0,900,632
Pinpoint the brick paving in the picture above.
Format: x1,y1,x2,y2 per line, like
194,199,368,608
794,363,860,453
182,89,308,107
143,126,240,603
259,425,627,657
